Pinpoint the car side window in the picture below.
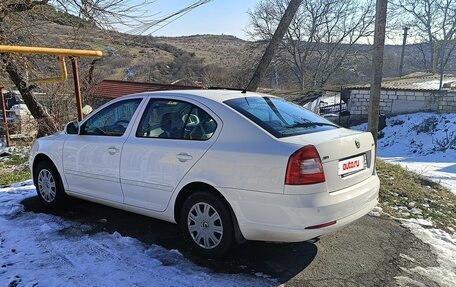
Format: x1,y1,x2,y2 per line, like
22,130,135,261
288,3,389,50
136,99,217,141
80,99,142,136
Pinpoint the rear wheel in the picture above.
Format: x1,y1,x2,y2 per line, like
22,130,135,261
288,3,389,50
180,192,234,258
34,161,67,207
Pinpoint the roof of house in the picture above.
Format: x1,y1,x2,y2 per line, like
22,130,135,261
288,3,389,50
344,73,456,91
91,80,204,99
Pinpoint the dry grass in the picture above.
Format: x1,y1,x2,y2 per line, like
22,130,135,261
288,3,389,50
0,146,31,187
377,159,456,232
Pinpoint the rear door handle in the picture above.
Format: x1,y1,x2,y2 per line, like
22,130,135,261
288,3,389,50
108,146,120,155
176,153,193,162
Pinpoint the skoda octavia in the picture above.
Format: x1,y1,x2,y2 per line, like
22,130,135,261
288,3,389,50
30,90,379,257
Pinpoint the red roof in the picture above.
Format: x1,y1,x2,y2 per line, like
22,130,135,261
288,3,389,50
92,80,203,99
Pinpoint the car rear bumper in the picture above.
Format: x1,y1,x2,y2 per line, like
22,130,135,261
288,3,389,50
219,175,379,242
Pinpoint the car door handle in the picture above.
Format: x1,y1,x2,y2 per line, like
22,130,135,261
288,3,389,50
108,147,120,155
176,153,193,162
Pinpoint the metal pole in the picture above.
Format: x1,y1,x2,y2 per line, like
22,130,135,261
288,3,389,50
399,27,409,77
368,0,388,144
1,87,11,147
71,57,83,121
338,88,342,125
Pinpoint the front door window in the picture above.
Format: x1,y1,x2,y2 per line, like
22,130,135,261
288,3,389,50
80,99,142,136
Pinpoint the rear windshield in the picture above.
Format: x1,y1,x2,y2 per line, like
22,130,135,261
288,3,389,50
224,97,338,138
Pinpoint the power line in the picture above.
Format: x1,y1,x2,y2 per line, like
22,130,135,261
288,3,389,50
128,0,212,35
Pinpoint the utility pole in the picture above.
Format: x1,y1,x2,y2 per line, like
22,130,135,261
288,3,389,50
399,26,409,77
368,0,388,143
246,0,303,92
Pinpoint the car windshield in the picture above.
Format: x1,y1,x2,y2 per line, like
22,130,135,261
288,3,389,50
224,96,338,138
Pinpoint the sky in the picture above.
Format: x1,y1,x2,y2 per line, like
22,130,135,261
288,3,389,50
138,0,257,39
123,0,405,44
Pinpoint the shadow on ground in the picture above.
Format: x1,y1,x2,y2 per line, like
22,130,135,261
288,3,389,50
21,196,317,283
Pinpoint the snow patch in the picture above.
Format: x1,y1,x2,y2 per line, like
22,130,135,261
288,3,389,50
401,221,456,287
368,206,383,217
403,218,434,227
351,112,456,194
0,182,272,286
399,253,416,263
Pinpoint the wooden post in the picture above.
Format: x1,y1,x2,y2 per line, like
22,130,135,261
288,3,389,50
71,57,83,121
438,40,446,92
1,87,11,147
368,0,388,143
399,27,409,77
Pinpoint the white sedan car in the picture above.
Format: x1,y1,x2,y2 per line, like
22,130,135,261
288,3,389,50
30,90,379,257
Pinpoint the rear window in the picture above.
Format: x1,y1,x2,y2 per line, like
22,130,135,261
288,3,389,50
224,97,338,138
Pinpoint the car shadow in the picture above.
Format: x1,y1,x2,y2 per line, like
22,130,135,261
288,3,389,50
21,196,317,283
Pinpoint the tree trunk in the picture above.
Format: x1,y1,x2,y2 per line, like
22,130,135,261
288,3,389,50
246,0,303,92
1,55,59,137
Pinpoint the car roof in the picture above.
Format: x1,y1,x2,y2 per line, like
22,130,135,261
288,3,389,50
119,89,277,103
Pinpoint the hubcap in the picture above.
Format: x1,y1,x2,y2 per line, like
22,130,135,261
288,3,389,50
187,202,223,249
37,169,56,203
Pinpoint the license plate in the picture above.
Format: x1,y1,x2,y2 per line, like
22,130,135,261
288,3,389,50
338,155,365,176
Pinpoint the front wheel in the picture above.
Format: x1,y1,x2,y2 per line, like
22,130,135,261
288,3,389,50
180,192,234,258
34,161,67,207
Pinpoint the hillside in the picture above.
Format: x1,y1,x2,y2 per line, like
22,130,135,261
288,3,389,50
2,5,442,90
20,6,259,87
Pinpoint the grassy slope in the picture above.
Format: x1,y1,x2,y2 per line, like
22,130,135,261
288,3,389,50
377,159,456,232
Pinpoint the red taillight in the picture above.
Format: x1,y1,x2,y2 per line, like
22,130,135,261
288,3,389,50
285,145,325,185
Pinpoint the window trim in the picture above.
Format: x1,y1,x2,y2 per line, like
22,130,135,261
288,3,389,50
79,98,143,137
135,98,218,141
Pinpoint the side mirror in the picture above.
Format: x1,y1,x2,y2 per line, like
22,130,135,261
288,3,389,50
65,121,79,135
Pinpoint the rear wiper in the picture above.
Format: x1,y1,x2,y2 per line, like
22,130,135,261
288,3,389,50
288,122,339,128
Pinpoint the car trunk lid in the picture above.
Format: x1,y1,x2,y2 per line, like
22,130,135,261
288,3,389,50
281,128,375,192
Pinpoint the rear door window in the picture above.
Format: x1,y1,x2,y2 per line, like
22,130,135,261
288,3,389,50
136,99,217,141
224,97,338,138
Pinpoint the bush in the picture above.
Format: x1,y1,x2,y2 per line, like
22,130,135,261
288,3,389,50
433,130,456,152
413,117,438,134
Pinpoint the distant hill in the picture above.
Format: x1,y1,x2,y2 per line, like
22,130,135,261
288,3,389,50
7,5,448,90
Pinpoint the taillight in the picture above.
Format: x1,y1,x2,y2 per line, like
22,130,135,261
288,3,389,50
285,145,325,185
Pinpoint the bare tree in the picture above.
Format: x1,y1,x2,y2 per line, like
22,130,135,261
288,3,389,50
392,0,456,71
0,0,211,137
246,0,303,92
248,0,375,90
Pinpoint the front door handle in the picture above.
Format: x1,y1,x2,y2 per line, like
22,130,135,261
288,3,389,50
176,153,193,162
108,146,120,155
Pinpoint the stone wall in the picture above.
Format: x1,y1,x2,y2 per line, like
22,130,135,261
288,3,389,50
348,89,456,115
438,92,456,112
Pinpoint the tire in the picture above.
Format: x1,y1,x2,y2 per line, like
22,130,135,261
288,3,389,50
33,161,67,208
180,191,234,258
